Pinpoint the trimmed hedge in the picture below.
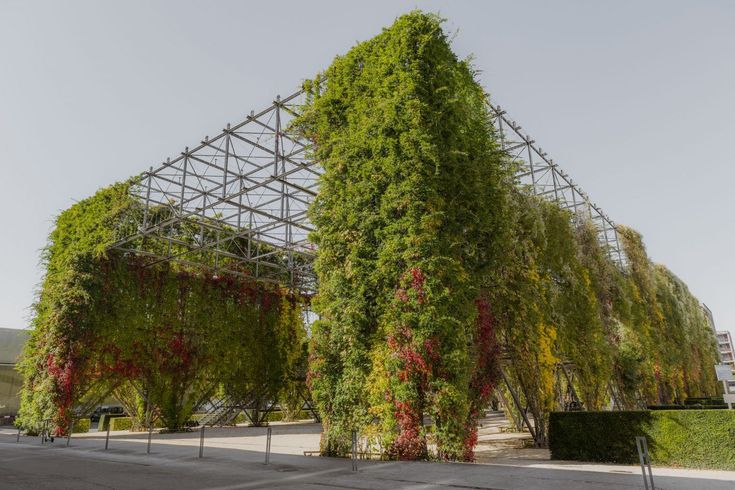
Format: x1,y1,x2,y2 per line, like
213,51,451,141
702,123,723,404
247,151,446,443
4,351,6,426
109,417,133,432
264,410,313,422
72,418,91,433
109,417,164,431
186,410,314,427
98,413,126,431
549,410,735,470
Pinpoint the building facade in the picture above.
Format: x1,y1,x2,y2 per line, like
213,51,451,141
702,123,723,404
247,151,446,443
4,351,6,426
0,328,29,420
717,330,735,369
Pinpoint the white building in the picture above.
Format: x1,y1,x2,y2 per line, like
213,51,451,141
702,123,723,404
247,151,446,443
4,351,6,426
717,330,735,369
716,330,735,395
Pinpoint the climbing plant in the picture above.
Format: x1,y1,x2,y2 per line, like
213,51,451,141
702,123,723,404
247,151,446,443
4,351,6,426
17,182,307,434
295,10,719,460
296,11,510,461
17,9,720,460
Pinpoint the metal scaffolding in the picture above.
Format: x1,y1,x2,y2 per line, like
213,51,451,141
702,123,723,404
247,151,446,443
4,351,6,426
111,89,319,291
111,85,626,292
487,100,626,267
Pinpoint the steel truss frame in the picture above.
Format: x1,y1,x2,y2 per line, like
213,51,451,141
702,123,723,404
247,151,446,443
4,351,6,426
487,101,626,267
111,86,626,293
111,90,319,291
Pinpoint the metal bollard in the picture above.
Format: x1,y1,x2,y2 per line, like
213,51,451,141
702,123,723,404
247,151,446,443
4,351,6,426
104,424,111,450
16,427,21,443
635,436,655,490
198,426,205,458
66,421,74,447
146,425,153,454
264,427,272,465
351,430,357,472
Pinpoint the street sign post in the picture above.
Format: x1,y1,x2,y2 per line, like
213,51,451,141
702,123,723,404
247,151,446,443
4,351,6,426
715,364,735,409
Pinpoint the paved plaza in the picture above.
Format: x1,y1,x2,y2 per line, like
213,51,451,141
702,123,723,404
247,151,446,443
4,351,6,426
1,422,734,489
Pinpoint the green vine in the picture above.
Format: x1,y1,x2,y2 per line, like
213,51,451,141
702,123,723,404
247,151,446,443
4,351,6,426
296,11,510,461
297,11,720,458
17,183,307,433
18,10,720,458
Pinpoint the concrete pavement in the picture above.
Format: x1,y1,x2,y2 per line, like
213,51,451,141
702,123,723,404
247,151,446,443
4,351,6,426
1,424,733,489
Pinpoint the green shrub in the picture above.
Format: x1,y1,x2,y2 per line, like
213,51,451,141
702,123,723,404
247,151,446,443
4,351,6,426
549,410,735,470
98,414,126,431
686,397,725,406
109,417,132,431
72,418,91,433
265,410,313,422
109,417,165,431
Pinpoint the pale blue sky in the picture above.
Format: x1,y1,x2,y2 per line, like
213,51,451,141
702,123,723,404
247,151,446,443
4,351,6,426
1,1,733,342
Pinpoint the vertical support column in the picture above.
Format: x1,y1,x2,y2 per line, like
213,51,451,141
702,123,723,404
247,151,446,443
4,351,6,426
527,144,538,195
570,188,580,219
223,124,231,199
264,426,272,465
146,425,153,454
274,96,281,182
495,107,506,150
214,230,220,273
66,420,74,446
180,151,188,215
497,388,523,430
199,426,205,458
636,436,655,490
41,419,48,445
559,362,582,409
613,227,624,268
500,368,539,446
247,214,253,259
551,166,561,203
608,381,621,411
142,166,153,230
351,430,358,472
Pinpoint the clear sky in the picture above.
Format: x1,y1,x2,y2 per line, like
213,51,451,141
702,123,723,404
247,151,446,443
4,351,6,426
1,1,733,342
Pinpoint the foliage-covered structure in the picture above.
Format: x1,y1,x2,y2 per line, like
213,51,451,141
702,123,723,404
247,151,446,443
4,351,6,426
18,10,719,462
296,12,509,461
297,11,719,459
489,194,719,446
17,183,307,434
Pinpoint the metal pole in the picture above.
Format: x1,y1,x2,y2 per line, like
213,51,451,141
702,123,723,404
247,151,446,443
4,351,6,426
723,380,732,409
500,368,539,444
16,427,21,442
180,153,188,215
636,436,655,490
66,421,74,447
351,430,357,472
559,362,581,408
636,437,649,490
264,426,272,465
199,426,205,458
104,424,111,450
146,425,153,454
643,437,655,489
223,124,230,199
